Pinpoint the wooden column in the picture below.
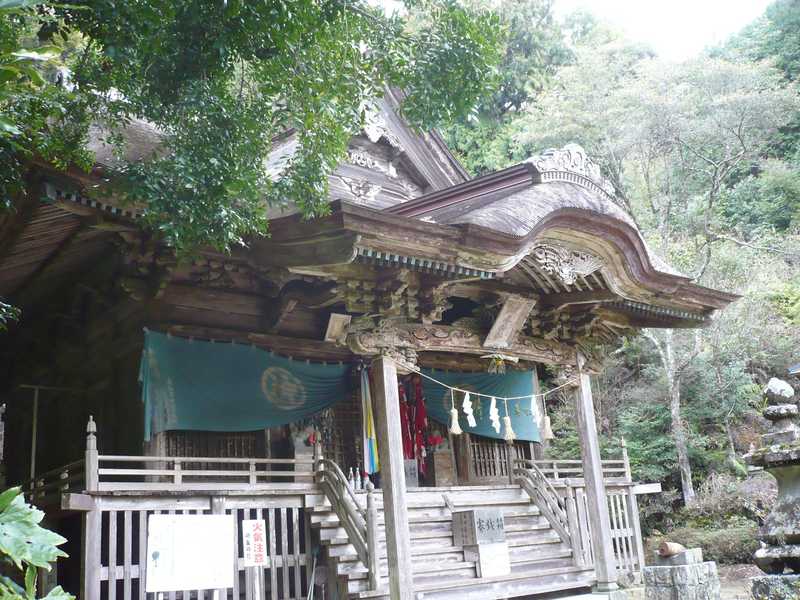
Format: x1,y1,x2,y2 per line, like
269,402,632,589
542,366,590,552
82,417,101,600
371,356,414,600
532,366,547,459
574,353,618,592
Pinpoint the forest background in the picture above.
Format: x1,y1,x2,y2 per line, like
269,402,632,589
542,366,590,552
3,0,800,568
442,0,800,563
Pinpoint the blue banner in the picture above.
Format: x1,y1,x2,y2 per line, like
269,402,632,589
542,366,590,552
139,330,350,440
421,369,541,442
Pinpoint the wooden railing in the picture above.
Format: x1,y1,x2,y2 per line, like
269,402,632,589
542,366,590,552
315,450,381,592
519,459,629,481
512,440,646,581
92,454,315,491
23,459,85,506
512,462,574,555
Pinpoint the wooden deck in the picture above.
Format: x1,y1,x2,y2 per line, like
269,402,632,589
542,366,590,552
23,428,651,600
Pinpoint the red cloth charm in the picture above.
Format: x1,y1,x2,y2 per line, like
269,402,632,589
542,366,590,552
412,375,428,476
398,383,414,459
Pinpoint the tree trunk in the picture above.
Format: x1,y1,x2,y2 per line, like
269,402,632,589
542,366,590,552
664,330,696,505
669,381,695,505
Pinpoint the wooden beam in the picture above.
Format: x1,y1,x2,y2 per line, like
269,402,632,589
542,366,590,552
371,356,414,600
538,290,617,311
348,323,576,366
483,294,537,349
162,324,353,362
574,352,619,592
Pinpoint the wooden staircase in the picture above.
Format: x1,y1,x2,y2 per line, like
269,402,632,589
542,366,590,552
310,485,596,600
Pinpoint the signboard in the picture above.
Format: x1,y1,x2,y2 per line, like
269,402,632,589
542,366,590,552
145,514,235,592
242,519,268,567
452,509,506,546
404,459,419,488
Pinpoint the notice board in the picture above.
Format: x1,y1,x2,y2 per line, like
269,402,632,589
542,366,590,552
145,514,235,592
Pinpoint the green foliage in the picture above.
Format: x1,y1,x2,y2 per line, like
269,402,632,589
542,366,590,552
767,280,800,324
719,159,800,235
0,299,19,331
0,487,73,600
0,2,94,210
443,0,571,175
32,0,502,251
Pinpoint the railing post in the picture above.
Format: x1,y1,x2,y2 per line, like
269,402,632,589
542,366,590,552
85,416,98,492
82,415,101,600
506,441,515,484
366,482,381,591
249,459,257,485
564,482,585,568
553,461,559,480
625,486,646,578
313,441,323,480
621,437,632,482
173,460,182,486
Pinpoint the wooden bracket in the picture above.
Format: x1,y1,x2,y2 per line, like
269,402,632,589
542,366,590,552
483,295,537,349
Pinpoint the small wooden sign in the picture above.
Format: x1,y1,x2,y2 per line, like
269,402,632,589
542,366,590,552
242,519,269,567
404,459,419,487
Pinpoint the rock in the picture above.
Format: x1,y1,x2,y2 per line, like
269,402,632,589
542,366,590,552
751,574,800,600
642,562,720,600
764,404,800,420
765,378,796,405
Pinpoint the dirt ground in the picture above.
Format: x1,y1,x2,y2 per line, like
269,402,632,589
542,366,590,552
719,564,762,599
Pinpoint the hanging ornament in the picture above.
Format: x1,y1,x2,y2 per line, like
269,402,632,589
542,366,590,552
502,416,516,442
462,392,477,427
489,397,500,434
503,399,516,441
449,390,462,435
481,353,518,374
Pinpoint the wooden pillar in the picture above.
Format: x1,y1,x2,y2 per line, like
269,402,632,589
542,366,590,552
532,366,547,459
574,353,618,592
371,356,413,600
82,416,101,600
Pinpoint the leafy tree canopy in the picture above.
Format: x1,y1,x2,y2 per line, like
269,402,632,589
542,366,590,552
1,0,504,252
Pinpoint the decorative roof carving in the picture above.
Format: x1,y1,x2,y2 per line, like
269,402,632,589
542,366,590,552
530,243,603,285
525,143,616,198
363,107,402,149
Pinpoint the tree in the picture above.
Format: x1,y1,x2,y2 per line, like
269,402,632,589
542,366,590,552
515,42,798,503
443,0,571,175
2,0,504,252
0,487,72,600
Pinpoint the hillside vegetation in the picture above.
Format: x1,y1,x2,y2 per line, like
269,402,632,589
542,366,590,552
444,0,800,562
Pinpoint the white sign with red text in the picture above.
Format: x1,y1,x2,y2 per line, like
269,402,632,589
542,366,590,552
242,519,269,567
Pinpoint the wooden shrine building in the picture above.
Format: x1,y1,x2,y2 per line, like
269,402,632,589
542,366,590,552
0,90,737,600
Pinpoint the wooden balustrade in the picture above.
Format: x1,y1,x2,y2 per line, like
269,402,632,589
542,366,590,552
512,442,645,580
22,459,86,506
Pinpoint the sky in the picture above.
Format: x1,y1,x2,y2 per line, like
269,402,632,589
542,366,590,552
553,0,772,61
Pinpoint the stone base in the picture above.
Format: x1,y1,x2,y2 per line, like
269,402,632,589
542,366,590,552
643,562,720,600
751,575,800,600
